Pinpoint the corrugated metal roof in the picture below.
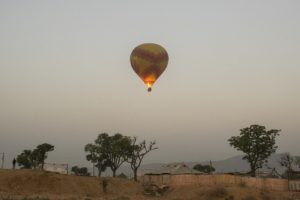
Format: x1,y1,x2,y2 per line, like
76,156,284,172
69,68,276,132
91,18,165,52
144,163,204,175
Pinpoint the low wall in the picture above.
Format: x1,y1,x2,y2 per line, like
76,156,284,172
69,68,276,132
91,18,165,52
290,180,300,191
143,174,289,192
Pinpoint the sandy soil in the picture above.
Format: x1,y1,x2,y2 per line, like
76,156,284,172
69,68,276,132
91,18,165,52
0,169,299,200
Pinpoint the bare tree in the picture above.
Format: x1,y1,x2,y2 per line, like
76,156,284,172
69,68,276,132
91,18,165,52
279,153,294,180
296,156,300,168
128,137,158,181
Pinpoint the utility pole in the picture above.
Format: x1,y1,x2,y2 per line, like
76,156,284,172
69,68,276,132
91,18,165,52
1,152,4,169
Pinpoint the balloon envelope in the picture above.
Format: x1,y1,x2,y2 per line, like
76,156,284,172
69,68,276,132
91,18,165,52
130,43,169,91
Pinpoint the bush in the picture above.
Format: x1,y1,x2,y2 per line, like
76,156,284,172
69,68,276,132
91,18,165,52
260,191,271,200
71,166,90,176
102,179,108,193
113,197,130,200
208,186,228,198
239,181,246,187
225,195,235,200
242,195,257,200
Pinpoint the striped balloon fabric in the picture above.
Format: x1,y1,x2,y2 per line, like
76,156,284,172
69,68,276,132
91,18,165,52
130,43,169,92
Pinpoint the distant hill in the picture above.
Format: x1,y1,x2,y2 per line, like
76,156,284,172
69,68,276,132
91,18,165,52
183,153,287,174
109,153,295,177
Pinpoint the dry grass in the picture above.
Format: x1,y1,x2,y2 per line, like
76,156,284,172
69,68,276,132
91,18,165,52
242,195,257,200
113,197,131,200
260,191,271,200
239,181,246,188
0,196,50,200
225,195,235,200
0,169,299,200
207,186,228,198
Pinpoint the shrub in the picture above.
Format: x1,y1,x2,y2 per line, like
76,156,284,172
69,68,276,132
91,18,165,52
208,186,228,198
102,179,108,193
225,195,235,200
242,195,257,200
260,191,271,200
113,197,130,200
239,181,246,187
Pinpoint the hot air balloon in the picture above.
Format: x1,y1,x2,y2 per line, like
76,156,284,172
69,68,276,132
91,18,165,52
130,43,169,92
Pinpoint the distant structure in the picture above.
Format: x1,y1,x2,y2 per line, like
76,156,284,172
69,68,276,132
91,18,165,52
226,168,281,178
44,163,68,174
255,168,281,178
144,163,203,175
289,179,300,191
143,162,203,185
142,162,294,192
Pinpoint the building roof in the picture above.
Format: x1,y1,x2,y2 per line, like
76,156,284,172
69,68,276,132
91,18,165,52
144,163,203,175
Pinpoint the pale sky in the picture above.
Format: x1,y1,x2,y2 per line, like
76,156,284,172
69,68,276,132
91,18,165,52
0,0,299,169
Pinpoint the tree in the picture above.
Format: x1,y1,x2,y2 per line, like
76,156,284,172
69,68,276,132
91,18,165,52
104,133,131,177
228,124,280,177
84,143,108,177
30,148,40,169
193,164,215,173
78,167,90,176
71,166,90,176
86,133,131,177
35,143,54,169
16,143,54,169
279,153,294,180
16,150,33,169
127,137,158,181
296,156,300,168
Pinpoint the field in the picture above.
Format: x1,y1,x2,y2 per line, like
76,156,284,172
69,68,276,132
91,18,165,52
0,169,299,200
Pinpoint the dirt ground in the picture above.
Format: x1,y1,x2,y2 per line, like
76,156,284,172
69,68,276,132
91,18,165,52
0,169,299,200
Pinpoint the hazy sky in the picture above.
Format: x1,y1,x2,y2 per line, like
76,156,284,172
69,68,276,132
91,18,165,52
0,0,299,169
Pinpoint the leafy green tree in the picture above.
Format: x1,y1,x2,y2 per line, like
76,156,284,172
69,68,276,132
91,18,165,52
35,143,54,169
228,124,280,177
16,143,54,169
31,148,41,169
84,143,108,177
16,150,33,169
193,164,215,173
71,166,90,176
86,133,131,177
127,137,158,181
104,133,131,177
71,166,79,174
